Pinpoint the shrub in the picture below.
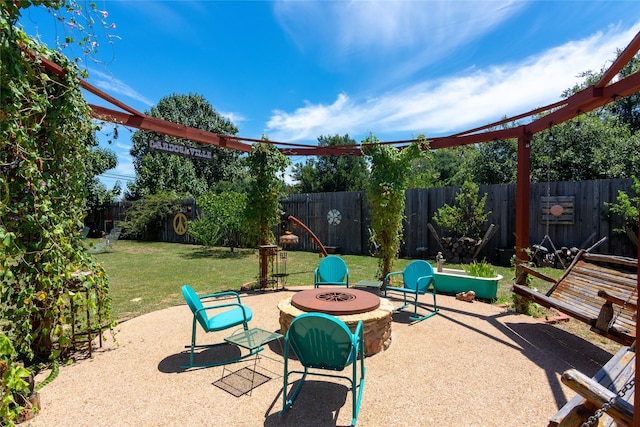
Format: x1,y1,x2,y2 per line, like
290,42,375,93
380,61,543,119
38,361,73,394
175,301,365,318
433,181,490,239
606,176,639,233
120,191,184,240
189,191,247,248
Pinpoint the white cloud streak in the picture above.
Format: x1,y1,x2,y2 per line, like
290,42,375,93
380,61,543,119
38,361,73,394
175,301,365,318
88,69,154,107
266,22,640,142
276,1,521,56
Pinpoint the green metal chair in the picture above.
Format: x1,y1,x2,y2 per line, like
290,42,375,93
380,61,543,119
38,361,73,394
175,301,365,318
384,260,439,322
314,255,349,287
281,312,365,426
180,284,253,369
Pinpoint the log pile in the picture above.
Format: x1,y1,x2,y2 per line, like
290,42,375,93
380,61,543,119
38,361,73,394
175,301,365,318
530,245,579,268
439,237,480,264
553,246,579,267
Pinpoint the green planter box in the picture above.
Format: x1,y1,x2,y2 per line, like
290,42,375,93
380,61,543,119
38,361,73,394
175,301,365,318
434,269,502,300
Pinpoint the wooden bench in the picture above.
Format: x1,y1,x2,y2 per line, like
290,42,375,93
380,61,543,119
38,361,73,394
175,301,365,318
513,251,638,346
548,344,635,427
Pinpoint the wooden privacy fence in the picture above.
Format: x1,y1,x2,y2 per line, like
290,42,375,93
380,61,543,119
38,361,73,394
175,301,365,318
94,178,637,262
278,179,636,262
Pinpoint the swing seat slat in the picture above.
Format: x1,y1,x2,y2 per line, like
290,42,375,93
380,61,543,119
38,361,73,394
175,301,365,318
513,250,638,346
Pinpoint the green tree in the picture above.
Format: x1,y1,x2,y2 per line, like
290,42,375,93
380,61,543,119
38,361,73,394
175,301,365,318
362,134,429,280
292,134,369,192
188,191,247,248
244,141,291,246
564,52,640,133
608,53,640,132
530,114,639,182
85,134,121,211
459,139,518,185
407,147,469,188
127,93,241,199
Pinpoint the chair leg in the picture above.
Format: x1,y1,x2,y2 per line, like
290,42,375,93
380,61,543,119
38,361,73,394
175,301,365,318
351,335,366,425
409,291,439,322
180,319,259,369
281,369,308,415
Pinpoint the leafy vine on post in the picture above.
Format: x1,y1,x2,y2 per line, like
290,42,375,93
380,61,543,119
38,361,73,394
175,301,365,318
362,133,430,284
244,140,291,247
1,2,116,424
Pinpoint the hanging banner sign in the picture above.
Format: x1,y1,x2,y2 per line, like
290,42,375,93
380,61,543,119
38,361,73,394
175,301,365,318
148,139,212,160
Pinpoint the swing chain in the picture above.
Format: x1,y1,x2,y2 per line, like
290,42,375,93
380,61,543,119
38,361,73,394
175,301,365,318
580,378,635,427
608,299,627,330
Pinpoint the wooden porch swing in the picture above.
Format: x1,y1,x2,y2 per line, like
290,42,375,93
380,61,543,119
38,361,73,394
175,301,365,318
513,250,638,346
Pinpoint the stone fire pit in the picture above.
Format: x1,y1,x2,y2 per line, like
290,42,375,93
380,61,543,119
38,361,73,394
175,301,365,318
277,288,394,356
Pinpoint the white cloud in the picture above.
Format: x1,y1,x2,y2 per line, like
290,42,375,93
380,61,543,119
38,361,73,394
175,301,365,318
266,22,640,141
275,0,524,69
88,69,154,107
218,110,246,125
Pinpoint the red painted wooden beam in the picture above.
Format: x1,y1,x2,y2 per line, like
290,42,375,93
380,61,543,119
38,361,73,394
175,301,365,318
596,30,640,88
90,105,252,152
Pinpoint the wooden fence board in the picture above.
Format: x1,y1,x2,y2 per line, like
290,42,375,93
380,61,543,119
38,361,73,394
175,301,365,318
96,178,636,260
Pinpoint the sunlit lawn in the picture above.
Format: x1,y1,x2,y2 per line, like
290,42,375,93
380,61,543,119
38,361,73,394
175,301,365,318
88,239,564,322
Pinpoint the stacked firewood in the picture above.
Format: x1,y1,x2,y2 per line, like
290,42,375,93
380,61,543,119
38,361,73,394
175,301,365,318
554,246,579,267
530,245,579,268
439,237,480,264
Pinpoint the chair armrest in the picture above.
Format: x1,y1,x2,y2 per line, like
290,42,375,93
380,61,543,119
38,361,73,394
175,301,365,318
353,320,364,347
384,271,403,285
515,264,556,285
417,275,435,291
598,290,638,311
201,290,242,304
195,301,250,321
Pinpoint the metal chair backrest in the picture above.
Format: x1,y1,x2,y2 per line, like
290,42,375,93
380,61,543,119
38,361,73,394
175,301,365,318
402,260,434,292
287,312,355,371
318,255,348,283
181,285,209,331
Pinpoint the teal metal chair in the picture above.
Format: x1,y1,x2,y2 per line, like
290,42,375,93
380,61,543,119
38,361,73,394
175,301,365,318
281,313,365,426
384,260,438,322
180,284,253,369
314,255,349,287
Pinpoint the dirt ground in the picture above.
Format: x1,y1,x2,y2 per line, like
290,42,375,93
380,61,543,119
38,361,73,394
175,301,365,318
24,288,620,427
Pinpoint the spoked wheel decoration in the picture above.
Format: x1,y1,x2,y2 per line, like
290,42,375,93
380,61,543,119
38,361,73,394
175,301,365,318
315,291,356,303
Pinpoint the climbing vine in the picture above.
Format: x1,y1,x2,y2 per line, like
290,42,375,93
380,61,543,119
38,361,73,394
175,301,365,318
362,134,429,281
244,141,291,246
1,3,112,372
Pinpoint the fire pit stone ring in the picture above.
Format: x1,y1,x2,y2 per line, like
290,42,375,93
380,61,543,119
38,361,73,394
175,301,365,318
278,288,394,356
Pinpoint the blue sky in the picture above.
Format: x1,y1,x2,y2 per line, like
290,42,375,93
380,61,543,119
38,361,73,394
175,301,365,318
17,1,640,190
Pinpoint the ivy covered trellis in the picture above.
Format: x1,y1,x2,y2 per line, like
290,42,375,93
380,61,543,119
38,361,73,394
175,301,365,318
362,134,429,282
0,4,112,372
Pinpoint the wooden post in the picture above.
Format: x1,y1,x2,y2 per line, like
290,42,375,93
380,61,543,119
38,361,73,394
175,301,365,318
635,212,639,427
515,128,532,264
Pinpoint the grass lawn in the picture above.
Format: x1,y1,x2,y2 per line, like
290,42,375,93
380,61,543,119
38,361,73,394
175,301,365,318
88,239,622,354
88,239,562,321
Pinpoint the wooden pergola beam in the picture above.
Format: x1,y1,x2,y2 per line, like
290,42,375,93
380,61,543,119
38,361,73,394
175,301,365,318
90,105,252,152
